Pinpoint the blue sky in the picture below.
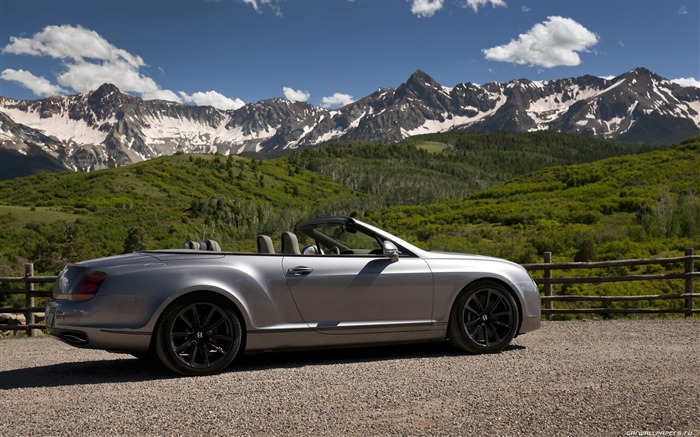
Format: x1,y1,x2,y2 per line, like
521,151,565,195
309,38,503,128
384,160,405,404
1,0,698,110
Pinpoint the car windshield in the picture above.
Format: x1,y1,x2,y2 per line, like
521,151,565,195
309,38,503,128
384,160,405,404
301,223,381,254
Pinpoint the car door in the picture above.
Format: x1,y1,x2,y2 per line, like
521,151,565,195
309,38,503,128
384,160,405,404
282,254,434,334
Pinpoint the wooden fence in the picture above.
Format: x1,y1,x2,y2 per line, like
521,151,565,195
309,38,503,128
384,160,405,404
522,248,699,318
0,263,56,336
1,249,699,335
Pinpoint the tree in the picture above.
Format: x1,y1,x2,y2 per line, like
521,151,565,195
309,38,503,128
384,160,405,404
123,226,149,252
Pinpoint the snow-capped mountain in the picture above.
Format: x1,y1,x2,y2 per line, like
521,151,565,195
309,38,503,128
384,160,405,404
1,67,699,176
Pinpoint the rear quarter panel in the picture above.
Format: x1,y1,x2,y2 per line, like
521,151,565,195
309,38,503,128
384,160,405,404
91,253,303,333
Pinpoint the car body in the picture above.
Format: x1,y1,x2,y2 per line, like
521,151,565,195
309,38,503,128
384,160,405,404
46,216,541,375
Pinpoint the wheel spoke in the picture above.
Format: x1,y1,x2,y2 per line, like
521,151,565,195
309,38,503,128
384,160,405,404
187,342,199,366
206,314,227,332
492,320,510,329
191,305,202,329
206,341,226,355
210,333,233,342
465,317,481,329
484,291,503,314
478,324,489,345
200,344,210,367
177,312,195,332
202,305,217,327
488,323,502,343
171,330,191,337
175,339,194,353
469,296,485,313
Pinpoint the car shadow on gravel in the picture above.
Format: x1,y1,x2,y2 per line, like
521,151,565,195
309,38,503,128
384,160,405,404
0,343,525,390
234,342,526,372
0,357,175,390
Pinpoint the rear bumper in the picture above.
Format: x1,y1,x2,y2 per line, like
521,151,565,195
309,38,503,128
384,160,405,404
45,301,152,353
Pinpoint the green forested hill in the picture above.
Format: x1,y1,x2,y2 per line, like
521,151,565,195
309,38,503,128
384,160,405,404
294,132,659,208
0,132,693,279
367,137,700,264
0,153,364,275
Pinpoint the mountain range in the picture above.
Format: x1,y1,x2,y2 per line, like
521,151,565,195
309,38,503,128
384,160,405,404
1,67,699,177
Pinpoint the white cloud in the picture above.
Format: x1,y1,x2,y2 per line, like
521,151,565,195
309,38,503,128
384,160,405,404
320,93,354,109
482,16,599,68
0,68,67,97
240,0,282,16
3,24,144,68
179,90,245,110
0,24,246,110
462,0,506,13
521,5,530,12
679,5,688,15
410,0,443,18
143,89,184,103
55,59,162,95
283,86,311,102
671,77,700,88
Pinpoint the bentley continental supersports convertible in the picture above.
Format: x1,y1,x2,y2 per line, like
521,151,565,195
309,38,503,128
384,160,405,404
46,216,541,376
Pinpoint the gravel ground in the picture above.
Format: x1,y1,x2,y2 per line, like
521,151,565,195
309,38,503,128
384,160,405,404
1,320,699,436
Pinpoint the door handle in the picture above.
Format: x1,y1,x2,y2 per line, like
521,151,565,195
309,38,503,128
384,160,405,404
287,266,313,275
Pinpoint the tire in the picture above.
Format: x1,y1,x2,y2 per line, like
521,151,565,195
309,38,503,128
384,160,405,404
448,281,519,354
155,294,242,376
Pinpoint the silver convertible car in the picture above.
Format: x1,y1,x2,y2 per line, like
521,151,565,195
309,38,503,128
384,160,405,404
46,216,541,376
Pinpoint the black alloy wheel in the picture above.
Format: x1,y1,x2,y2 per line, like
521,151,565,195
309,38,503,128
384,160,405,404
155,295,242,376
448,281,519,354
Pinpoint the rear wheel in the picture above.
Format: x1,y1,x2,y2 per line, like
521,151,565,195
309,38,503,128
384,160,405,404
155,294,242,376
448,281,519,354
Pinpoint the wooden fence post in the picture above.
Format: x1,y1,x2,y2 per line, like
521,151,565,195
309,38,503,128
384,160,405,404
25,263,35,337
543,252,552,321
685,248,694,318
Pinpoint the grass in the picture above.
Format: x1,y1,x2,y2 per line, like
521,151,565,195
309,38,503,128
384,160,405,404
0,205,81,226
414,141,453,153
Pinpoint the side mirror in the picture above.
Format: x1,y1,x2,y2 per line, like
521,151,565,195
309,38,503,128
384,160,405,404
382,241,400,263
302,245,323,255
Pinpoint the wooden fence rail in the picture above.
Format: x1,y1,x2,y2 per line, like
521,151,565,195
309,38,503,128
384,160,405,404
1,249,698,335
0,263,56,336
522,247,699,318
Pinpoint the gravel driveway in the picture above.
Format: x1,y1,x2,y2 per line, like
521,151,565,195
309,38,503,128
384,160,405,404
1,320,698,436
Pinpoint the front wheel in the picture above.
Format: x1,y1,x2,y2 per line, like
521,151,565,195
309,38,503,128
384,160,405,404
155,294,242,376
448,281,519,354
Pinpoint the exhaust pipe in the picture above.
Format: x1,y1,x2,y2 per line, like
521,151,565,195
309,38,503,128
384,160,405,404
62,333,88,345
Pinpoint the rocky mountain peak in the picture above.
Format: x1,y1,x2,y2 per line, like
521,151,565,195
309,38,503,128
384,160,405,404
1,67,699,177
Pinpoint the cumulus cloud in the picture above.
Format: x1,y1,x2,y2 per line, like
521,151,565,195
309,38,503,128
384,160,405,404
3,24,144,68
678,5,688,15
410,0,444,18
320,93,354,109
283,87,311,102
1,24,246,111
671,77,700,88
240,0,282,16
0,69,67,97
462,0,506,13
179,90,246,110
482,16,599,68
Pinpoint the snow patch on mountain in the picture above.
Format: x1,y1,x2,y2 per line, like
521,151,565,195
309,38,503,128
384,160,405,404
1,106,108,145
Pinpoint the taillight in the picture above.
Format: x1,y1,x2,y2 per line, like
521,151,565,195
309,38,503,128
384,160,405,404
71,272,106,301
